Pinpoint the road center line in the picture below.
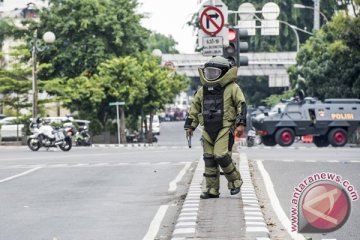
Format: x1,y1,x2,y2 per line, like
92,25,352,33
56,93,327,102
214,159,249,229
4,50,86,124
168,162,192,192
142,204,169,240
0,166,42,183
257,160,305,240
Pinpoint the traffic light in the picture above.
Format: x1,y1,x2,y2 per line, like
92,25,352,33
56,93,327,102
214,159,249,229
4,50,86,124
238,29,249,67
223,28,238,67
223,28,249,67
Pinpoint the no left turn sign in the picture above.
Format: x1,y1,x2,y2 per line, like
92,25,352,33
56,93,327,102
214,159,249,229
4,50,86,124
200,6,225,36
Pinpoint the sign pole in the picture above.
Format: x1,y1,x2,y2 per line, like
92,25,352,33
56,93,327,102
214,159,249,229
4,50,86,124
116,104,120,145
109,101,125,145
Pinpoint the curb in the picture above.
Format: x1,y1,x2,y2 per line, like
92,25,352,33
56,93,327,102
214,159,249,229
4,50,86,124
171,157,203,240
239,152,270,240
91,143,155,148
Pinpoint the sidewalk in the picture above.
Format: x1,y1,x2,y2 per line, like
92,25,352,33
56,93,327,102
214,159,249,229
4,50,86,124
171,148,271,240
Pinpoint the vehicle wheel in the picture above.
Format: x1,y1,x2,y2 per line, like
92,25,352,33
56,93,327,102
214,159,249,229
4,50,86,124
313,136,329,147
275,128,295,147
261,135,276,146
247,138,254,147
59,137,72,151
27,138,41,151
328,128,347,147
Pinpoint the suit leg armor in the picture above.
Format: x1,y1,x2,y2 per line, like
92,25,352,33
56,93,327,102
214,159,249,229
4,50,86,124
215,155,242,189
203,140,220,196
213,130,243,190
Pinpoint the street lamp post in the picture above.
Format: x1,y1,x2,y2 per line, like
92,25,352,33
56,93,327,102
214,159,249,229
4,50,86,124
279,20,313,52
294,3,329,30
31,30,56,119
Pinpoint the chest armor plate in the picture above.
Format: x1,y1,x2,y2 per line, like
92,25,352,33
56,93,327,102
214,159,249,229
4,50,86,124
202,85,224,139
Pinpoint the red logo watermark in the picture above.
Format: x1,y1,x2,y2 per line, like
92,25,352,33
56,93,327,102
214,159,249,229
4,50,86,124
290,172,358,233
301,182,350,232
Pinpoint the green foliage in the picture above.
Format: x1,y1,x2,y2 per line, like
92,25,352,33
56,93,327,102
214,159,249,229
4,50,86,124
147,32,179,54
189,0,355,52
263,89,295,107
136,53,189,116
34,0,149,79
238,76,285,107
50,53,189,131
0,47,32,113
294,13,360,99
0,19,15,47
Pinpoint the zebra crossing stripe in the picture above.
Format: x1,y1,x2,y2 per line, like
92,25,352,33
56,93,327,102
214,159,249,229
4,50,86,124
239,153,270,239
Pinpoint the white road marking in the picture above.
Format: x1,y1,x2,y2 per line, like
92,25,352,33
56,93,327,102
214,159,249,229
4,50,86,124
142,204,169,240
0,166,42,183
0,149,193,162
257,160,306,240
168,162,192,193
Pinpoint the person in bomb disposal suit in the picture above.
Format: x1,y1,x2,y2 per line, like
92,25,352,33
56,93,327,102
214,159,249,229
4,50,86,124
184,56,246,199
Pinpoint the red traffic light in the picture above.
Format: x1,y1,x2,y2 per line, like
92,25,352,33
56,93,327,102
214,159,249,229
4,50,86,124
228,29,236,41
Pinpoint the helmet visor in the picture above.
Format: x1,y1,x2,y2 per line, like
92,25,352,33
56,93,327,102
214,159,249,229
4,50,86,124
203,67,222,81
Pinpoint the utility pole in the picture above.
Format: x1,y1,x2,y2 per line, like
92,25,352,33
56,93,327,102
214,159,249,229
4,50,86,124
109,101,126,144
32,30,38,119
313,0,320,30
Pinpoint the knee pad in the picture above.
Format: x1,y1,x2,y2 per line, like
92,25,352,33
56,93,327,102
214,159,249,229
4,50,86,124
214,155,232,168
203,154,217,167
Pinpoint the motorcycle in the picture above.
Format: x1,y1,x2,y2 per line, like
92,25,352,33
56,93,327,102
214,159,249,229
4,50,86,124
63,122,92,146
74,125,92,146
27,117,72,151
246,127,256,147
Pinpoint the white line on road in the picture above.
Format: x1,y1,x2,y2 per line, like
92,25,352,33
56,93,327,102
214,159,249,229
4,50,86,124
257,160,305,240
168,162,192,193
0,150,193,162
0,166,42,183
142,204,169,240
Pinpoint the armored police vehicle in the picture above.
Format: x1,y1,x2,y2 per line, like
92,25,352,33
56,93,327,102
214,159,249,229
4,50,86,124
252,95,360,147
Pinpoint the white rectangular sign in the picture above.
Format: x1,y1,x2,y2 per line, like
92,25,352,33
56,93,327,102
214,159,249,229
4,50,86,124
202,36,223,56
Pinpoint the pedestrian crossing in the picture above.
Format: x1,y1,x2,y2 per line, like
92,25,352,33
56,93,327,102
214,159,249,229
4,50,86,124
91,144,202,149
253,159,360,164
237,139,360,149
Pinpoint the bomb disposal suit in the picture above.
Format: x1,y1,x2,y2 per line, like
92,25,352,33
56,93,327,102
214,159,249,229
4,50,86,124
184,56,246,199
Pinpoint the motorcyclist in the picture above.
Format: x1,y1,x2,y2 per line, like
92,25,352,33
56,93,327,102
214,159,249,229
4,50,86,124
184,56,246,199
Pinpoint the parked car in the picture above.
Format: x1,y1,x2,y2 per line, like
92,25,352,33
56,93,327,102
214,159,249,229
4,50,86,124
0,114,7,120
0,117,24,140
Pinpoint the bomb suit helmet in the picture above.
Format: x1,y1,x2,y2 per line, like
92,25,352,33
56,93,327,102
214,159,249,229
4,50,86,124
203,56,232,81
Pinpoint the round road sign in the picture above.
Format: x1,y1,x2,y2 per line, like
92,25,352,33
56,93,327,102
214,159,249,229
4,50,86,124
200,6,225,36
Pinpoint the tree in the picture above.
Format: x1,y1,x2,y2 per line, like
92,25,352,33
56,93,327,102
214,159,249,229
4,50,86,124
238,76,285,107
33,0,149,79
46,53,189,141
292,13,360,99
0,19,14,50
0,47,34,116
147,32,179,54
190,0,350,52
134,53,189,142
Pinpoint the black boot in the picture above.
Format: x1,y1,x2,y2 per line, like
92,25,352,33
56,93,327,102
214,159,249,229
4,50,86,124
200,192,219,199
230,187,240,195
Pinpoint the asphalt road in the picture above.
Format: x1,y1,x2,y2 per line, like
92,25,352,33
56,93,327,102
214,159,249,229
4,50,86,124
157,121,203,147
242,145,360,240
0,121,202,240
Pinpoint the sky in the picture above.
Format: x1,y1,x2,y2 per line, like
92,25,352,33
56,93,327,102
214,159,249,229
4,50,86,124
0,0,48,11
0,0,199,53
137,0,199,54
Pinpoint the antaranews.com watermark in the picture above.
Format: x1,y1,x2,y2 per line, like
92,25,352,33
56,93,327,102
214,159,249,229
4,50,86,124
291,172,358,233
